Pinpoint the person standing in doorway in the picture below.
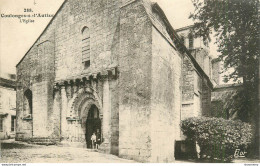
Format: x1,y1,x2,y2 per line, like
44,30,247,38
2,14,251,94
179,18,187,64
96,129,101,149
91,132,97,149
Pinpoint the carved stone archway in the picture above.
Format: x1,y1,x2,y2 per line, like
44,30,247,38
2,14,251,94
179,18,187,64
68,87,103,117
69,90,103,147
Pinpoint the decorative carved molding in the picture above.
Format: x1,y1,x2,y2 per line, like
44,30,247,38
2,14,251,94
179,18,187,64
54,67,118,87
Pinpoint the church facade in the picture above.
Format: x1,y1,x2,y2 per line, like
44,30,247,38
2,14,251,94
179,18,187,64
16,0,213,162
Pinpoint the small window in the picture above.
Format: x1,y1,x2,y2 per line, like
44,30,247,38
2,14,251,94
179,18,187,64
188,34,194,49
84,60,90,69
11,116,16,132
82,26,90,69
0,118,3,132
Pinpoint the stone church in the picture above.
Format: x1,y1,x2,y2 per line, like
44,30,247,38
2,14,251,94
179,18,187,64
16,0,214,162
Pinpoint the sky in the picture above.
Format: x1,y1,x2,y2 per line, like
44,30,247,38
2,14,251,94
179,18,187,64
0,0,218,76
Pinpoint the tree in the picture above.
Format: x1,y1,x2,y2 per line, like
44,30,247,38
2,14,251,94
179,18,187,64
189,0,259,157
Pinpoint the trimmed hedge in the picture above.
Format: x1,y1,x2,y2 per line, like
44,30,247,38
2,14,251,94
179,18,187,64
181,117,252,162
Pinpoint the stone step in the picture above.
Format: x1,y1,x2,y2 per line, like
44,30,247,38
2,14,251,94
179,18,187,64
27,137,60,145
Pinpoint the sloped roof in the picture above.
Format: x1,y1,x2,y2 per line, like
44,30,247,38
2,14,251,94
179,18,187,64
147,2,213,89
0,77,16,89
175,25,194,32
214,83,243,90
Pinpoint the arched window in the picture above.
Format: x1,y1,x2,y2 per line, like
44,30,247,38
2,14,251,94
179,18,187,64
82,26,90,69
24,89,32,117
188,33,194,49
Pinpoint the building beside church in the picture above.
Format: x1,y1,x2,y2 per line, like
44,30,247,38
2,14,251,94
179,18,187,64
16,0,215,162
0,74,16,140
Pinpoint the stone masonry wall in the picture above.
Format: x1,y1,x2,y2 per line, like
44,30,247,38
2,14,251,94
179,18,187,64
193,71,202,117
181,56,195,120
181,52,211,121
201,79,211,117
118,0,153,162
51,0,123,151
150,27,182,162
33,41,55,138
109,78,119,155
190,49,210,76
16,39,55,141
53,0,121,81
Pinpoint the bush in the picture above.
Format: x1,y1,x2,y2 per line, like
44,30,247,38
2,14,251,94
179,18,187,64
181,117,253,162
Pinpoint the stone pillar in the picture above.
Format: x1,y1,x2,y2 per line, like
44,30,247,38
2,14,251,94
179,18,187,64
99,78,111,153
52,88,61,139
61,86,68,139
73,84,78,95
67,85,72,99
32,82,48,137
66,85,72,118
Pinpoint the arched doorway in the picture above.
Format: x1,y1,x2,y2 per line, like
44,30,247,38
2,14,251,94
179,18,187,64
70,90,103,148
85,105,101,148
24,89,32,117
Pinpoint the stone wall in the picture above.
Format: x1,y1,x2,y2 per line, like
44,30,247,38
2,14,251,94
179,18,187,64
150,26,182,162
53,0,121,81
181,53,212,136
48,0,122,151
201,78,211,116
118,0,153,162
190,49,211,77
16,35,55,141
33,41,55,138
109,78,119,155
181,56,195,120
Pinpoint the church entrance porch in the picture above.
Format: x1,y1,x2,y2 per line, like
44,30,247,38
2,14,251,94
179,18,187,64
53,76,116,153
60,86,104,149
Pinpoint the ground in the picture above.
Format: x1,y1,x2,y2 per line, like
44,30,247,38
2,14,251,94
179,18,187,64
0,139,135,163
1,139,259,163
